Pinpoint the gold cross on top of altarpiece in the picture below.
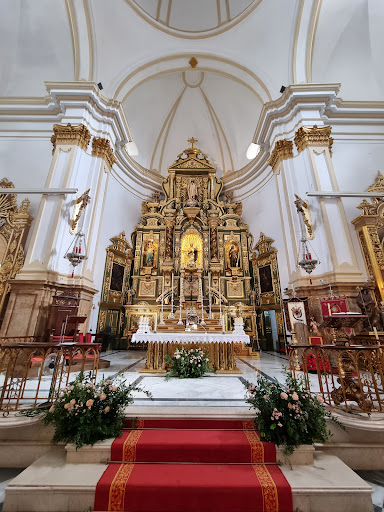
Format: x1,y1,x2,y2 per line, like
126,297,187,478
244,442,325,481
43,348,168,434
187,137,198,149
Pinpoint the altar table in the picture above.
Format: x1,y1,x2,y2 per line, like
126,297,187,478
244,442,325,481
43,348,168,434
131,333,250,374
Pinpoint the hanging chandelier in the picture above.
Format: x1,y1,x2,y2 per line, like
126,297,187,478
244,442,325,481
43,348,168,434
294,194,319,275
297,236,318,274
64,231,87,276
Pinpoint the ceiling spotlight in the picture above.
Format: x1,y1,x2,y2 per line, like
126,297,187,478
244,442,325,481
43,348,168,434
246,143,261,160
126,141,138,156
280,85,286,93
97,82,103,90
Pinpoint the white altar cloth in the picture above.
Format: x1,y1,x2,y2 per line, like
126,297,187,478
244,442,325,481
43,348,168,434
131,332,250,345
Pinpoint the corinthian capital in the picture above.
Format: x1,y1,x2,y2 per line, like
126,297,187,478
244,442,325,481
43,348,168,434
51,123,91,154
92,137,117,169
294,125,333,155
268,139,293,171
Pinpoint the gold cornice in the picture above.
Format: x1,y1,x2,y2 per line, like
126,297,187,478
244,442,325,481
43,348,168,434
92,137,117,169
294,125,332,154
51,123,91,154
367,171,384,194
354,172,384,217
268,139,293,171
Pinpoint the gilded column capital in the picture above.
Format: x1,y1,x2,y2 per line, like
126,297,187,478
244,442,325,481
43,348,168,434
294,125,333,155
268,139,293,171
208,217,220,228
164,216,176,228
51,123,91,154
92,137,117,169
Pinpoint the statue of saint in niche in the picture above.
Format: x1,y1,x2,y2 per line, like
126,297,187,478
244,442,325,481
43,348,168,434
143,241,155,267
187,178,198,204
187,241,198,267
228,243,240,268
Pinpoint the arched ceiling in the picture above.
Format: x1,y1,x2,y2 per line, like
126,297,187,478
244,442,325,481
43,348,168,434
0,0,74,97
125,0,263,38
0,0,383,179
122,68,263,175
312,0,384,101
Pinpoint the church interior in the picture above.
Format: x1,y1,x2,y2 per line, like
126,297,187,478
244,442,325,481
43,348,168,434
0,1,384,511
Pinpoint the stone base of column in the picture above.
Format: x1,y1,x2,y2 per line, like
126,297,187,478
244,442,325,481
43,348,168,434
0,279,97,340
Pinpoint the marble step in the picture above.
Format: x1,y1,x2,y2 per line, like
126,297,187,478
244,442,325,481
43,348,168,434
65,438,315,466
3,449,373,512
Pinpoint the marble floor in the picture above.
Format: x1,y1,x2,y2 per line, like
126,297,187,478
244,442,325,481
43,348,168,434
356,471,384,512
0,469,23,512
96,349,323,407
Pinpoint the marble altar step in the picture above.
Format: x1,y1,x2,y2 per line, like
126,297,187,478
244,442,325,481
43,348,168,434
2,448,373,511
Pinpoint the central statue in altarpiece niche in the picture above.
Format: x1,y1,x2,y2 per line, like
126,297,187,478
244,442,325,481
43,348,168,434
122,138,284,343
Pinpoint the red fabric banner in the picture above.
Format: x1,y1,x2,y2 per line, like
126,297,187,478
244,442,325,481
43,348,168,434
320,297,348,317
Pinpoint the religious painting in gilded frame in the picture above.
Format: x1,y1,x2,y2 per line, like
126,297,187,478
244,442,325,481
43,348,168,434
110,262,125,292
258,264,273,294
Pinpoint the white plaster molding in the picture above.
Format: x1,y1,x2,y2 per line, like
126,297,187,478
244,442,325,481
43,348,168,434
1,82,383,201
225,84,384,199
0,82,161,199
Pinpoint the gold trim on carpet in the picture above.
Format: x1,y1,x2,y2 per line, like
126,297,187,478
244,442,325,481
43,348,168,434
244,429,264,463
252,465,279,512
242,420,254,430
123,430,143,462
108,463,134,511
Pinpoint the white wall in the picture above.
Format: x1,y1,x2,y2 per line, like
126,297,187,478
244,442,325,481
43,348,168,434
242,176,290,290
1,136,52,216
1,133,53,256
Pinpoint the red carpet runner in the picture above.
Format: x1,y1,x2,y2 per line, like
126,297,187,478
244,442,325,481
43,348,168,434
94,418,292,512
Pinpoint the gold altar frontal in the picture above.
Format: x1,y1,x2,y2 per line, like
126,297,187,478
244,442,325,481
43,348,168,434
140,340,241,374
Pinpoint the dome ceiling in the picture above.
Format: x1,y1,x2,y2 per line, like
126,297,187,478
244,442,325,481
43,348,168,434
124,0,263,38
122,68,263,176
1,0,383,186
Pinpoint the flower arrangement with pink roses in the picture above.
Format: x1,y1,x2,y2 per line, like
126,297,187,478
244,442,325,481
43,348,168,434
244,370,343,455
42,372,150,449
165,347,212,379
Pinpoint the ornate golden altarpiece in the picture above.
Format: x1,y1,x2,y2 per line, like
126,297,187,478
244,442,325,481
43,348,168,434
122,140,285,357
353,172,384,302
250,233,285,352
97,232,134,337
0,179,33,330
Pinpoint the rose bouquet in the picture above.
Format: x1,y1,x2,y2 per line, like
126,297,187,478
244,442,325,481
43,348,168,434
43,372,150,449
244,370,342,455
165,347,212,378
